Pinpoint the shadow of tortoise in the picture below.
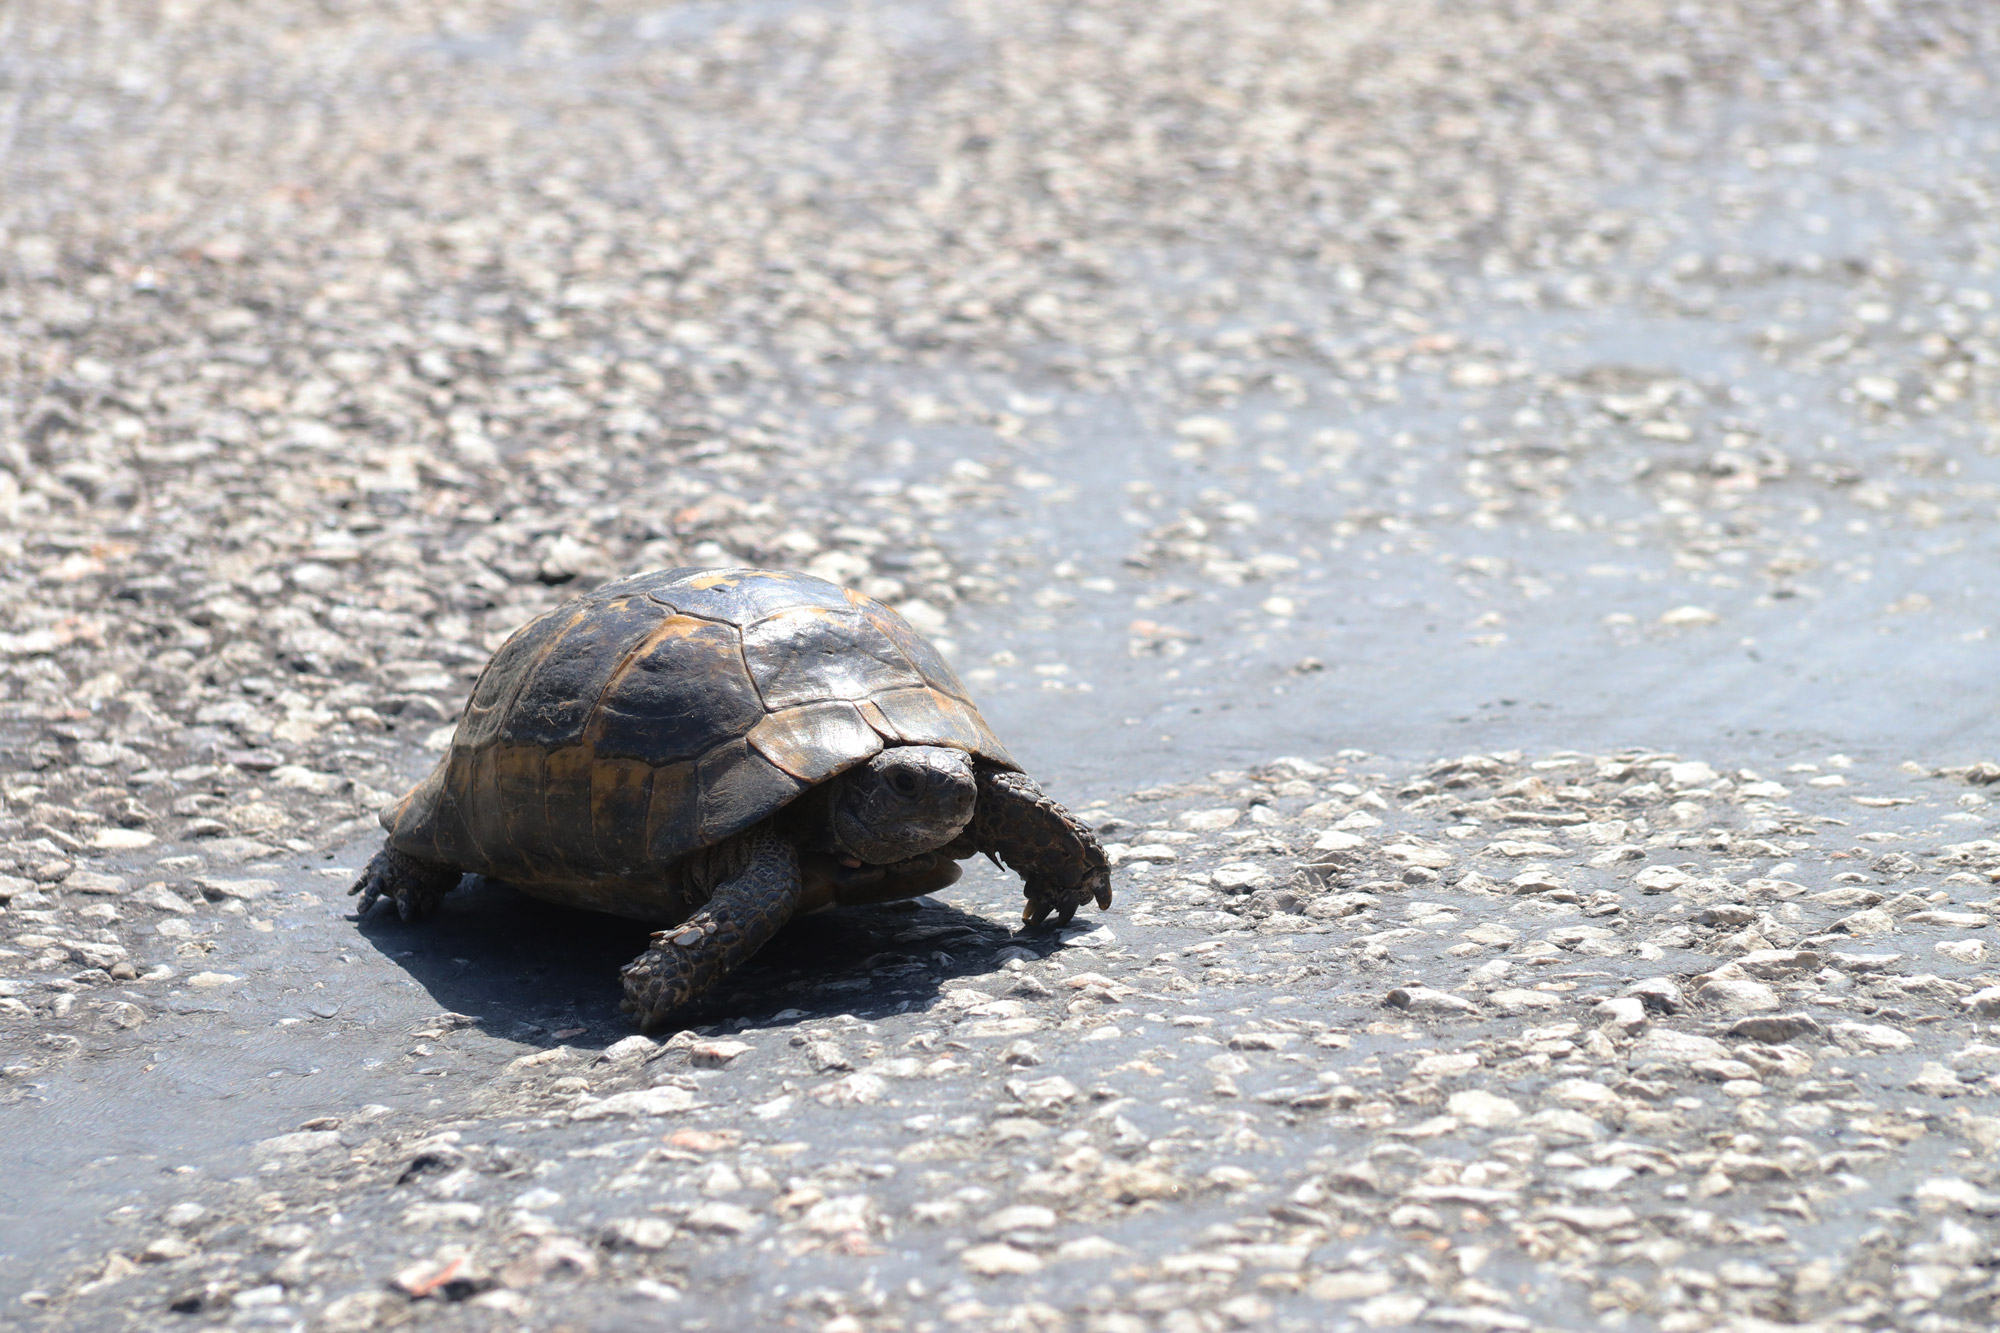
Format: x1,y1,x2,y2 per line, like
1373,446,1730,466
351,864,1067,1050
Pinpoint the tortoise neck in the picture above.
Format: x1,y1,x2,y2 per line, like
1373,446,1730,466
777,782,845,857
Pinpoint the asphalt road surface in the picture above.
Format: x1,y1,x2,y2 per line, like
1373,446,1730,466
3,3,2000,1331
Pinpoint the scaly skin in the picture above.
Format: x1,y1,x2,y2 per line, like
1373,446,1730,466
349,843,463,921
619,826,803,1032
963,767,1113,925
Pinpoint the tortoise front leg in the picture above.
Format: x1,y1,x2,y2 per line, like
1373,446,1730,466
349,842,462,922
619,827,803,1032
964,767,1112,926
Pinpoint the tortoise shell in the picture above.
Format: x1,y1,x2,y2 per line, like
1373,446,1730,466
383,568,1015,887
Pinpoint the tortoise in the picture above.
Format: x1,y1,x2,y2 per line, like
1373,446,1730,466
350,566,1112,1030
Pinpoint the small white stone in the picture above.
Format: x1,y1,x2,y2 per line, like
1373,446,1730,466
1962,987,2000,1017
811,1073,889,1105
1211,862,1271,890
960,1242,1042,1275
569,1086,701,1120
1053,1235,1127,1262
1665,761,1718,789
1630,1029,1730,1064
597,1035,657,1063
689,1039,752,1068
980,1204,1057,1234
682,1202,759,1235
1487,988,1563,1013
1833,1021,1915,1052
600,1217,676,1250
1690,974,1781,1012
1539,1204,1636,1233
1308,1270,1396,1302
1357,1292,1428,1326
1386,987,1481,1016
1915,1177,1997,1212
254,1130,342,1155
400,1202,483,1229
1447,1090,1521,1129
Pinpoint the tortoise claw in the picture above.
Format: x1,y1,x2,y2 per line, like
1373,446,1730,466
1019,871,1102,928
348,843,459,922
968,767,1112,931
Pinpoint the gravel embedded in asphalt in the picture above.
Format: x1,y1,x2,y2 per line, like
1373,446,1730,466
4,1,2000,1330
23,750,2000,1331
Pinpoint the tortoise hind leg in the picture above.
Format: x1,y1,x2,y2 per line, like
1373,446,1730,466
965,767,1112,926
620,827,803,1033
349,842,462,922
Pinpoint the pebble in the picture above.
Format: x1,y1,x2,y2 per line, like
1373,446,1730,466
599,1218,675,1251
253,1130,342,1156
1447,1091,1522,1129
1630,1029,1730,1064
568,1086,700,1121
688,1039,753,1068
594,1035,657,1065
681,1203,759,1236
960,1243,1043,1276
60,871,127,896
1384,986,1480,1016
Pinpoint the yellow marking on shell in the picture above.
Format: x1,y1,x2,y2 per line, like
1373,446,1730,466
689,570,749,590
836,584,892,616
489,743,558,879
540,744,597,876
584,608,764,772
745,699,881,782
489,742,549,801
457,600,594,749
529,593,675,747
643,760,700,863
441,747,496,867
930,690,984,745
854,697,893,738
461,745,512,867
631,613,719,648
586,612,727,724
868,685,983,751
590,756,654,871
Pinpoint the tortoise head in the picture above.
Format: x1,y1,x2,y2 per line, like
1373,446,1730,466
821,744,977,865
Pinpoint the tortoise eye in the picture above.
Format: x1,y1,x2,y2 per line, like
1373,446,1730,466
887,769,920,797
